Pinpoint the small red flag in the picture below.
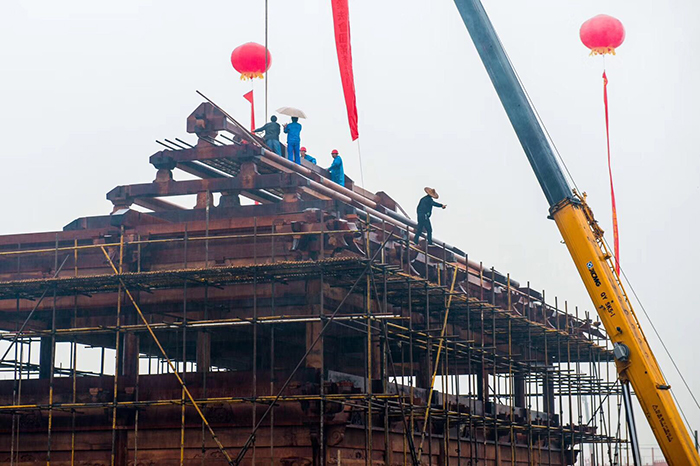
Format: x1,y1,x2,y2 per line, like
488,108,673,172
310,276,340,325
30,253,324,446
331,0,359,141
243,90,255,131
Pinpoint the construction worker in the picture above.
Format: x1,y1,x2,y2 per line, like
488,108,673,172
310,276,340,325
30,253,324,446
283,116,302,164
327,149,344,186
300,147,316,164
253,115,282,156
414,187,446,246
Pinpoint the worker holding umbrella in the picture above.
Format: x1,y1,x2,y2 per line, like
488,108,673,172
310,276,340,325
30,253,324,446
278,106,306,165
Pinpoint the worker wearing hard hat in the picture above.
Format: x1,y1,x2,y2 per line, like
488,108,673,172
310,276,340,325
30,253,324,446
414,187,447,246
300,147,316,164
327,149,344,186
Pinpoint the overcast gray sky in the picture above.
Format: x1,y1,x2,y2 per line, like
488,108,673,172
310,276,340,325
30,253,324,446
2,0,699,458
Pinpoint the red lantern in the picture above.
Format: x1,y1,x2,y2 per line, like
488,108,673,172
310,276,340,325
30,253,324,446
230,42,272,80
580,14,625,56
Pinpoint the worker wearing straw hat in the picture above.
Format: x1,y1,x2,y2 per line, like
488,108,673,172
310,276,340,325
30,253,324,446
414,187,447,246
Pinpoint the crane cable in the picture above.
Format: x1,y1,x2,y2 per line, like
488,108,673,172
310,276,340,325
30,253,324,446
604,235,700,417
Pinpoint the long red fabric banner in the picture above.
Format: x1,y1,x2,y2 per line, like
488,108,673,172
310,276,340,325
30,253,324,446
243,90,255,131
331,0,359,141
603,71,620,275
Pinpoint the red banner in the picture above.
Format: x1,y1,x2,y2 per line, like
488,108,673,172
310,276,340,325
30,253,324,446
243,90,255,131
603,71,620,275
331,0,359,141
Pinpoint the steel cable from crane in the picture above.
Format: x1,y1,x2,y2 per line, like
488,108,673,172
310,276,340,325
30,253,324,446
597,234,699,439
607,235,700,416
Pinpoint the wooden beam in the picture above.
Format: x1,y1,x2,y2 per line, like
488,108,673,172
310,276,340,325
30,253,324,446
133,197,185,212
107,173,310,204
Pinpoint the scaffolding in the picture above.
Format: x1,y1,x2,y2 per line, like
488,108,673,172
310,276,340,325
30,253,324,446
0,223,630,465
0,102,629,465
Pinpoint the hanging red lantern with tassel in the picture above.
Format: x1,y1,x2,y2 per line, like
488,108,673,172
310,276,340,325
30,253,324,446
230,42,272,80
580,14,625,56
580,14,626,275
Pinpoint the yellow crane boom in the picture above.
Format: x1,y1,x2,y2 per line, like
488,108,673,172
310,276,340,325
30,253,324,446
554,194,699,464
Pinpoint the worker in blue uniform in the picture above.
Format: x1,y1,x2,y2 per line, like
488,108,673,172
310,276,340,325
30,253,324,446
283,117,302,164
414,187,447,245
327,149,344,186
253,115,282,155
301,147,316,164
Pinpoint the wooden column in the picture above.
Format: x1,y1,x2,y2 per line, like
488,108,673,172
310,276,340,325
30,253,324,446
121,333,139,378
195,191,214,209
306,278,324,370
545,376,555,416
305,322,323,370
39,336,52,379
417,351,431,389
476,364,489,404
514,372,526,408
114,428,128,466
196,331,211,372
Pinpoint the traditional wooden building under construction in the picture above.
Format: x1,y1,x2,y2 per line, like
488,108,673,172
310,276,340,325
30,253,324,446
0,102,628,465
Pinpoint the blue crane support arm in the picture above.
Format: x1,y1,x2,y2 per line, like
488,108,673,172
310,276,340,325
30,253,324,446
453,0,572,208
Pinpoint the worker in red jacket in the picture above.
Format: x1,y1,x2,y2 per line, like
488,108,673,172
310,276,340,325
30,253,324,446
414,187,446,246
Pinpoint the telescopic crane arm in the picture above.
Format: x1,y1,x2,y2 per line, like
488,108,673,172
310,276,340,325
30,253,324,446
452,1,700,464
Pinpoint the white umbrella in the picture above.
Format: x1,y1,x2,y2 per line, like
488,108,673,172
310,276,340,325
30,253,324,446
276,106,307,119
